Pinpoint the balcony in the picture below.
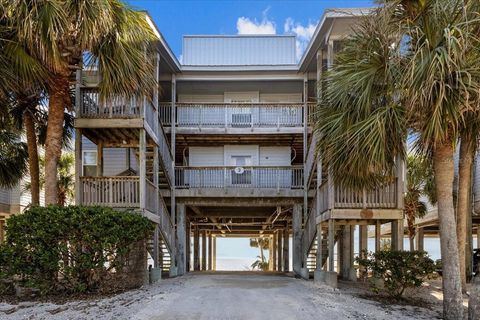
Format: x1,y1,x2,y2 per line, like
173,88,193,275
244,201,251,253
79,175,175,251
160,103,314,134
174,166,304,197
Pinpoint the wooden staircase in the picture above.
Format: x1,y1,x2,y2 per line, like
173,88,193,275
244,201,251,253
135,147,169,188
305,230,341,273
160,238,172,277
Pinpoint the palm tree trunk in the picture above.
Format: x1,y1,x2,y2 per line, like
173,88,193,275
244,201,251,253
409,236,415,251
433,140,464,320
45,75,69,205
457,135,475,292
24,109,39,206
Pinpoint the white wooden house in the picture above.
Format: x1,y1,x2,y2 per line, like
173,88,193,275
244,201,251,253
75,8,405,285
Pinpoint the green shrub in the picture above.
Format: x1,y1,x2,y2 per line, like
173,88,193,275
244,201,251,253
356,250,435,298
0,206,154,295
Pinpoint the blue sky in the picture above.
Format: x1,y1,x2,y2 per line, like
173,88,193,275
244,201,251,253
128,0,374,61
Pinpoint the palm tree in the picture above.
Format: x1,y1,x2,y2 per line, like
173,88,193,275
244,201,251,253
404,155,435,251
250,237,270,271
2,0,157,204
0,128,28,188
316,2,478,318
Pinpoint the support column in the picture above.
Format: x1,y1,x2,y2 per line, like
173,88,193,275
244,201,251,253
316,224,323,271
208,232,213,271
375,220,381,252
176,203,186,276
359,225,368,280
170,75,176,242
96,141,103,176
153,226,160,268
201,230,207,271
341,225,355,281
213,235,217,271
194,225,200,271
272,233,277,271
328,219,335,272
139,130,146,210
392,220,404,251
283,225,289,272
293,204,302,275
337,226,343,274
277,230,282,271
186,221,191,272
416,227,425,251
74,129,82,205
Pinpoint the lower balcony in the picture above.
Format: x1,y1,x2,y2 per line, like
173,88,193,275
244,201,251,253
174,166,304,198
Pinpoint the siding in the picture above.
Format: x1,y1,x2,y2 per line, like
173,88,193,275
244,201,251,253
189,147,224,166
224,145,259,166
82,137,138,176
259,147,291,166
182,35,296,66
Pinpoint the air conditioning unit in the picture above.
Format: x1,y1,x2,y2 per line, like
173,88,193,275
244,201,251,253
231,113,252,128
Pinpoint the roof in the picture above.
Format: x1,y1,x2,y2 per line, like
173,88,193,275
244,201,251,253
182,35,297,68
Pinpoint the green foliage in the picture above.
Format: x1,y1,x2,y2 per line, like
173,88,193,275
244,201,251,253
357,250,436,298
0,206,154,294
0,129,28,188
251,255,269,271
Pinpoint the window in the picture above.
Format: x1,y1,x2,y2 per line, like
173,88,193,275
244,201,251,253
231,156,252,167
83,151,97,176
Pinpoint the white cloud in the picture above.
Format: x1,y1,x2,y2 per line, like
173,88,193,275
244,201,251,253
284,17,317,60
236,17,276,35
236,7,276,35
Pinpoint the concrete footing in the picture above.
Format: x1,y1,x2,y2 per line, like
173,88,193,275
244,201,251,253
299,267,310,280
169,266,178,278
314,271,338,288
347,268,357,282
149,267,162,284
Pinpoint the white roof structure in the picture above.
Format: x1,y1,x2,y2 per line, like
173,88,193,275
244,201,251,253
182,35,296,67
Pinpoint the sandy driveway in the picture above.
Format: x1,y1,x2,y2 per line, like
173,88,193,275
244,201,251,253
0,272,440,320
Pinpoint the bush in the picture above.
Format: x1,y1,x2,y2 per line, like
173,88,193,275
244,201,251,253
0,206,154,295
356,250,435,298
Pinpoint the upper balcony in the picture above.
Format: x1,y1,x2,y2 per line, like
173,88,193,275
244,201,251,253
174,165,304,198
159,103,315,134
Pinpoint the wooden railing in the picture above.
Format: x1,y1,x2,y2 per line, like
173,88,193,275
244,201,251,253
334,179,397,209
158,123,173,184
159,102,172,125
80,176,140,207
146,179,156,213
302,192,318,260
158,192,175,251
307,102,317,124
316,178,398,212
160,103,309,128
175,166,303,190
305,131,319,184
78,88,142,118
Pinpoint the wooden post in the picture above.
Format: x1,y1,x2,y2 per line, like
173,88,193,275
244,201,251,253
208,232,213,271
213,235,217,271
139,130,146,210
171,74,176,230
277,230,282,271
283,225,289,272
327,168,334,210
416,227,424,251
303,76,308,221
316,223,323,271
75,129,82,205
201,230,207,271
153,226,160,268
293,204,302,275
194,225,200,271
272,232,277,271
359,225,368,279
392,220,404,250
328,219,335,272
375,220,381,252
96,141,103,176
176,203,186,275
186,221,191,272
337,226,343,275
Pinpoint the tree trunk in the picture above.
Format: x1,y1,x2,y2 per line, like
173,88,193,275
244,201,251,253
409,236,415,251
24,110,40,206
45,75,69,205
469,275,480,320
457,136,475,292
433,141,464,320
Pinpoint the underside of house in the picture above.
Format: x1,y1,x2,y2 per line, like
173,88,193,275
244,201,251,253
73,8,407,285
